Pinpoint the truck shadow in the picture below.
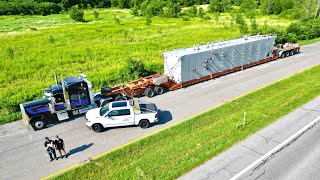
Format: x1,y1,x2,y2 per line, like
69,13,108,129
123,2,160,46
67,143,94,157
153,109,172,126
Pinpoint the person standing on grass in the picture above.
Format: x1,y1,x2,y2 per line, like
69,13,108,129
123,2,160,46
44,137,57,162
55,135,68,158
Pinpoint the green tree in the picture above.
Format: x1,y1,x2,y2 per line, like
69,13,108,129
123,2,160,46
61,0,69,11
208,0,231,13
208,0,223,12
190,6,198,17
131,6,139,16
69,5,84,22
240,0,257,12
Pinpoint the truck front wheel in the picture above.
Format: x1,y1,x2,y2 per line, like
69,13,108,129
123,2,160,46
31,118,47,131
92,123,103,133
139,120,150,129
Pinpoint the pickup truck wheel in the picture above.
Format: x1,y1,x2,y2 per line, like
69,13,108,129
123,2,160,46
31,118,47,131
92,123,103,133
154,86,164,95
139,120,150,129
144,88,155,98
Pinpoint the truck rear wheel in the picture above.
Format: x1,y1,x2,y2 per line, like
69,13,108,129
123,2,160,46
31,117,47,131
92,123,103,133
139,120,150,129
144,88,155,98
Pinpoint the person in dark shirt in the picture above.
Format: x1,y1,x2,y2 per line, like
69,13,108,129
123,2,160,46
44,137,57,162
54,135,68,158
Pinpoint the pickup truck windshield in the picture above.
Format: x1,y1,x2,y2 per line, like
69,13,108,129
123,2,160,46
99,106,109,116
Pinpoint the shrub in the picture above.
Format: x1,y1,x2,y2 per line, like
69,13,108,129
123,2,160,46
146,16,152,26
93,10,99,19
198,7,204,18
182,16,190,21
203,15,211,20
48,35,55,44
7,48,14,60
69,5,84,22
114,15,121,25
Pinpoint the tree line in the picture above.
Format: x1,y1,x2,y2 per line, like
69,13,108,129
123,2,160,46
1,0,319,20
0,0,209,15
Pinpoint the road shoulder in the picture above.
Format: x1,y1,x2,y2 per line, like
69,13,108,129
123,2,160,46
180,96,320,180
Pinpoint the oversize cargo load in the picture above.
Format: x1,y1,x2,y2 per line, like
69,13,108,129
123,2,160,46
163,35,276,84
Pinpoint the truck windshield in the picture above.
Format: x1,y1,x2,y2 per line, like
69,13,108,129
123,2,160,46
99,106,109,116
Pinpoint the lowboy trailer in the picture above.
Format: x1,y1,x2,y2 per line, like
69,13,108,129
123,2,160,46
20,35,300,131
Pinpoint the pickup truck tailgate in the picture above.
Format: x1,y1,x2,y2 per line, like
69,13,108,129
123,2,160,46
140,103,157,113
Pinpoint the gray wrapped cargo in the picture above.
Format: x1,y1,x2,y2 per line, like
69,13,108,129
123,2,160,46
163,35,276,84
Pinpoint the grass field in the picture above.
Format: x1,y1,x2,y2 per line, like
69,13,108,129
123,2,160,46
55,64,320,179
0,8,307,124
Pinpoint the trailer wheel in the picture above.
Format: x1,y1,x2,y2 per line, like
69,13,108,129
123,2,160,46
154,86,164,95
92,123,103,133
281,53,285,58
295,49,300,54
144,88,155,98
139,119,150,129
289,50,294,56
31,117,47,131
285,51,289,57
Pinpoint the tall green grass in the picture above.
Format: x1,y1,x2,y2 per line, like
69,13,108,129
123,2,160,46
55,64,320,179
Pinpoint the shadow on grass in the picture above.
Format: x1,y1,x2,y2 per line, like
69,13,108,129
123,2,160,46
68,143,94,157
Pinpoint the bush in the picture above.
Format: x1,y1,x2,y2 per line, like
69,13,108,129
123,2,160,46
202,15,211,20
182,16,190,21
69,5,84,22
286,19,320,40
146,16,152,26
198,7,204,18
93,10,99,19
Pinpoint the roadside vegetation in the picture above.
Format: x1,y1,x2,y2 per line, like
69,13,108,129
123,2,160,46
56,64,320,179
0,0,320,125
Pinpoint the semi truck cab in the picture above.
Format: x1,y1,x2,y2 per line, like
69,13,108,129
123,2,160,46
20,74,96,131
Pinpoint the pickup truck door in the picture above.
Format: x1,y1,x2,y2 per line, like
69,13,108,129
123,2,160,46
106,109,134,126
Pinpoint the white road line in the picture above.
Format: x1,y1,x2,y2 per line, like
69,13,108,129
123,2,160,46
257,64,270,69
230,114,320,180
29,135,32,141
202,81,220,88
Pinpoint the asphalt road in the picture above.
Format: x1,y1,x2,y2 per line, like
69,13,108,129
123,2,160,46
180,96,320,180
0,42,319,180
238,110,320,180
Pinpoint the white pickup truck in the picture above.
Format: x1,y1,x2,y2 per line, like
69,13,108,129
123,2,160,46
85,100,158,132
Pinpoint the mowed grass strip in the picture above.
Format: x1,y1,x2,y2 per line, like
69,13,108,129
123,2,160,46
56,64,320,179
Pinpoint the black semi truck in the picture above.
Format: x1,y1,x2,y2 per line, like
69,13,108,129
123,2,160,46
20,74,126,131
